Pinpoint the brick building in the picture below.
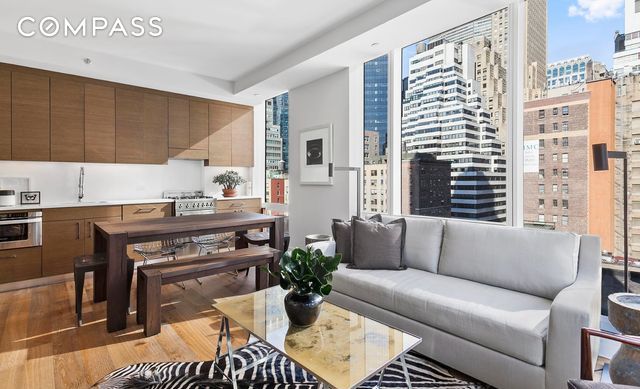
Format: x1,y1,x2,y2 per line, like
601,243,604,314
523,79,615,252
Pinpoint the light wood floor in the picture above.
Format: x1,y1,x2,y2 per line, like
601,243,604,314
0,270,257,388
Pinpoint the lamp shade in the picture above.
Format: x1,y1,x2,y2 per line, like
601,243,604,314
592,143,609,171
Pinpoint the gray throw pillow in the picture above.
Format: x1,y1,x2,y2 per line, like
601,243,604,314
567,380,637,389
331,214,381,263
349,216,407,270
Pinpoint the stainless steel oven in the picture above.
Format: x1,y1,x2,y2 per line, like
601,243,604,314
0,211,42,250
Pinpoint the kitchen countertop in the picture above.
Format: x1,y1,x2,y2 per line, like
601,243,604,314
0,198,174,212
0,195,263,212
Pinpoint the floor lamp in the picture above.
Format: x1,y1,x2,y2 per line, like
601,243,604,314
328,164,361,218
592,143,629,292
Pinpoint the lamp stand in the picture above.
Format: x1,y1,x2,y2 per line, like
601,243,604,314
328,164,361,218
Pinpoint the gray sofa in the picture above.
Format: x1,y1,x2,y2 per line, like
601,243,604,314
322,215,602,389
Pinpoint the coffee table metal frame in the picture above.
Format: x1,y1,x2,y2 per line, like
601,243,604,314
213,315,416,389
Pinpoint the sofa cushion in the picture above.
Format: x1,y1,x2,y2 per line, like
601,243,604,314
332,264,551,366
438,220,580,300
380,215,444,273
350,216,407,270
332,214,381,263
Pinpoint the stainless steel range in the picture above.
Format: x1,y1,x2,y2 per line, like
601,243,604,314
163,190,216,216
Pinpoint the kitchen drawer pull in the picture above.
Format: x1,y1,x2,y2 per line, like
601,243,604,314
87,221,92,239
135,207,157,214
0,255,17,260
76,222,81,240
229,203,245,208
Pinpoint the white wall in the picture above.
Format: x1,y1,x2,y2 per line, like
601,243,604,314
288,68,351,247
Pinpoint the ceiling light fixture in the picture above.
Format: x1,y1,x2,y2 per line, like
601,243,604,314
370,42,380,47
83,57,92,65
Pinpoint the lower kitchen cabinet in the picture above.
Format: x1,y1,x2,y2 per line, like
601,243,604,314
84,216,121,254
43,219,85,276
0,247,42,284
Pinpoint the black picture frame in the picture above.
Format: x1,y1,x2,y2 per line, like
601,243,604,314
20,191,41,205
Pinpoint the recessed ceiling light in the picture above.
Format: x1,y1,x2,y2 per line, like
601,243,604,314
371,42,380,47
83,57,92,65
252,93,261,96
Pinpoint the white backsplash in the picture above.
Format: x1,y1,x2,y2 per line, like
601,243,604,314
0,160,259,204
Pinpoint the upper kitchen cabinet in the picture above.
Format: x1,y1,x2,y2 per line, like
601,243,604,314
143,93,168,164
168,97,189,150
51,78,85,162
0,70,10,160
115,88,144,164
85,84,116,163
189,100,209,151
11,71,50,161
231,106,254,167
207,102,232,166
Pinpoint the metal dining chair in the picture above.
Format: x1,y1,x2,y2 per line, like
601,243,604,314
133,239,198,288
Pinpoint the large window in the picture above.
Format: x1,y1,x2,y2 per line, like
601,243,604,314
400,9,509,222
265,93,289,205
363,55,389,214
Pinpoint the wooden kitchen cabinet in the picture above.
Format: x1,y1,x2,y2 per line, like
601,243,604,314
168,97,189,150
189,100,209,151
51,77,85,162
231,106,254,167
122,203,172,220
216,198,261,214
84,216,121,254
116,88,144,164
207,102,232,166
143,93,168,164
0,247,42,284
11,71,50,161
43,219,85,276
85,83,116,163
0,69,10,160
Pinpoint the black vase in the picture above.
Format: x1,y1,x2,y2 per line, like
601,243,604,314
284,291,323,327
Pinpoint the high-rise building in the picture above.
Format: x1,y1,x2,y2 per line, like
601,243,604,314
363,157,388,214
272,93,289,171
430,0,547,101
613,0,640,76
546,56,608,90
523,0,547,101
469,37,507,143
614,73,640,258
265,124,283,171
364,130,380,159
523,79,616,251
401,153,451,217
364,55,388,156
402,39,507,222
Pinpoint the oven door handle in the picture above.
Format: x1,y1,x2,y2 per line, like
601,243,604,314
0,218,42,225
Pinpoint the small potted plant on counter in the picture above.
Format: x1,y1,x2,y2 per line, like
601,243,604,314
212,170,247,198
268,247,341,327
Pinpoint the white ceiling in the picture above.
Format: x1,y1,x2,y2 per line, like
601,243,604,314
0,0,513,105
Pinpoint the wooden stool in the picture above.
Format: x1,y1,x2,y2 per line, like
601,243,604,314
74,254,134,326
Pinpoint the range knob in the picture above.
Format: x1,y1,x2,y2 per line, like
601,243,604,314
186,203,190,209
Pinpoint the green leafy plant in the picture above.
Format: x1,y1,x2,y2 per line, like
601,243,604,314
212,170,247,190
268,247,342,296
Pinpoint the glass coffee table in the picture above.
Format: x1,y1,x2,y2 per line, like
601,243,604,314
212,287,422,389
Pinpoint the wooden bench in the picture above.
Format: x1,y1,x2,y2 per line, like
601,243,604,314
136,246,280,336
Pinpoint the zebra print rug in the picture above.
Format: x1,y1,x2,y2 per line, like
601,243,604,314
94,341,488,388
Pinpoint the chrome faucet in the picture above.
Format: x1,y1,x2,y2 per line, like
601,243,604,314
78,167,85,202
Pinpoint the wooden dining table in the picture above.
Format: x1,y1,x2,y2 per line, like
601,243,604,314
93,212,285,332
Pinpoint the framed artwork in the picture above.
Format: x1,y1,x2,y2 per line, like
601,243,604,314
20,191,41,205
299,124,333,185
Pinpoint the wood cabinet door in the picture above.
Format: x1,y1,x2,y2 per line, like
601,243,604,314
189,100,209,150
85,83,115,163
122,203,173,220
116,88,144,163
0,247,42,284
231,106,254,166
143,93,168,164
43,220,85,276
168,97,189,150
51,77,84,162
11,71,50,161
0,70,10,160
207,103,232,166
84,216,121,255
